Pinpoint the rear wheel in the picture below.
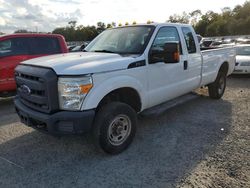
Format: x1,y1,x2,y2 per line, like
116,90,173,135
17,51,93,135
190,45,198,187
208,71,227,99
92,102,137,154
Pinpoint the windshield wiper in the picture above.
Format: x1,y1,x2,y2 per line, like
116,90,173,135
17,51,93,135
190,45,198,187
93,50,116,53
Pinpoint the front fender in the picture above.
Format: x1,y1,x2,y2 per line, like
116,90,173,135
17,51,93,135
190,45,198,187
81,74,146,111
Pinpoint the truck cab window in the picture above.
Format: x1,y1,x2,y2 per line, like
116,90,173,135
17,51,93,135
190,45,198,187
0,39,11,57
151,26,182,54
181,27,196,54
29,37,61,55
0,38,29,57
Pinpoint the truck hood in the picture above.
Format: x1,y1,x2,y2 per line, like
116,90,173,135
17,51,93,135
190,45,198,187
21,52,137,75
236,55,250,63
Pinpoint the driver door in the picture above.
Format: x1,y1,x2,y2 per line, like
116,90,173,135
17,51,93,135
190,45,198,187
146,26,192,108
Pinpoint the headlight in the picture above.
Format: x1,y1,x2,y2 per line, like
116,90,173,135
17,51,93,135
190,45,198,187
58,76,93,110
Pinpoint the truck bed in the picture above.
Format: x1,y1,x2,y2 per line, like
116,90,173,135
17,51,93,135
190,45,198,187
200,46,236,86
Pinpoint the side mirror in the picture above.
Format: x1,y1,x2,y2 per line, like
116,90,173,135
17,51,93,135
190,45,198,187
149,42,180,64
80,44,86,51
163,42,180,63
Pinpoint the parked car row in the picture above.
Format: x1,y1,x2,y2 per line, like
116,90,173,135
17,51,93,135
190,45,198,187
200,38,235,48
200,36,250,48
198,36,250,74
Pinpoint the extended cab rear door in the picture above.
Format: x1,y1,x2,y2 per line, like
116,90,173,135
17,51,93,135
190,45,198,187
146,25,201,108
180,26,202,90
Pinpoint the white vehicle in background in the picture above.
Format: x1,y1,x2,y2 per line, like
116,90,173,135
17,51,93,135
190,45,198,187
234,44,250,74
14,23,235,154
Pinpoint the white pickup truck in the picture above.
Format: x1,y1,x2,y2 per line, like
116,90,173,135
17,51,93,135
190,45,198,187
14,23,235,154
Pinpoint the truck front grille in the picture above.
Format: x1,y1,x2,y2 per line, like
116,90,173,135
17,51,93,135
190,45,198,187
15,65,59,114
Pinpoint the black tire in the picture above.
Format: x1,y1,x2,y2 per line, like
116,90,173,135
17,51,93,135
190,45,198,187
208,71,227,99
92,102,137,154
0,91,16,98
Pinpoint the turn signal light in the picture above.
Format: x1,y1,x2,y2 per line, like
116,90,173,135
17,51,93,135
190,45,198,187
80,84,93,94
174,52,180,62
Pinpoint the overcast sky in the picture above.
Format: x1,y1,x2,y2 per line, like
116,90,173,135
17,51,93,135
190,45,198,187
0,0,248,34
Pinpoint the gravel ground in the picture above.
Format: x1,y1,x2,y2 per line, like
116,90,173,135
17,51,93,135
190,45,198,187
0,75,249,188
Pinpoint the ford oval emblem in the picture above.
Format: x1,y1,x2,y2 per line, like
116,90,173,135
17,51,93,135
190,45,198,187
20,85,31,95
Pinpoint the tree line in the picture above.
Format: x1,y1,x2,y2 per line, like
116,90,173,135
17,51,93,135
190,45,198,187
52,1,250,40
2,1,249,40
52,21,123,41
168,1,250,37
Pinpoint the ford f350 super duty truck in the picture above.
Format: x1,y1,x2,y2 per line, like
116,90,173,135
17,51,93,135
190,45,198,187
14,23,235,154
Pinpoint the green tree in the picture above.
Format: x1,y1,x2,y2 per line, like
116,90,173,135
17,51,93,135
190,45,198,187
97,22,106,33
194,11,220,36
195,1,250,36
106,23,112,28
68,21,77,28
168,1,250,36
189,10,202,26
14,29,29,33
168,12,190,24
52,24,99,42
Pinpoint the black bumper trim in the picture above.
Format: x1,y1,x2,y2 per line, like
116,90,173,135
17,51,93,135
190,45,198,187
14,98,95,135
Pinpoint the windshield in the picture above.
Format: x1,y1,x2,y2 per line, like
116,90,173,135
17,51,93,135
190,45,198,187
85,26,155,54
236,46,250,56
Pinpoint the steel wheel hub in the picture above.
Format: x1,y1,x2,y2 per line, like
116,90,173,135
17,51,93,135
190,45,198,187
108,114,131,146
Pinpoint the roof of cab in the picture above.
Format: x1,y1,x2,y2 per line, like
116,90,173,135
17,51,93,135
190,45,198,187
0,33,64,39
110,22,192,31
149,22,190,26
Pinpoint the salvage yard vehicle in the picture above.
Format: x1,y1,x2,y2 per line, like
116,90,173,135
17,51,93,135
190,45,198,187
0,34,68,97
14,23,235,154
233,44,250,74
70,42,89,52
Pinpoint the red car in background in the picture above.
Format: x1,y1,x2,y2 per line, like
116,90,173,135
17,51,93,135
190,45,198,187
0,33,68,97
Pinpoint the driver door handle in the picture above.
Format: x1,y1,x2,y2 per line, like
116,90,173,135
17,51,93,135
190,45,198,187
184,60,188,70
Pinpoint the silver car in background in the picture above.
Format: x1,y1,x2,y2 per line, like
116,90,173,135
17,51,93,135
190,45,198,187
234,44,250,74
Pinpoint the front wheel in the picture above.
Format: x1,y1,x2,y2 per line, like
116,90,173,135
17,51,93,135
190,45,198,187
92,102,137,154
208,71,227,99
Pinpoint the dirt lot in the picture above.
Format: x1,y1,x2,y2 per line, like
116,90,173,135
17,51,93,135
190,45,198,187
0,75,249,188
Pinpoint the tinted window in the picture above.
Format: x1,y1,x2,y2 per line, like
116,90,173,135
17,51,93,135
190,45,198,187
0,39,11,57
0,37,61,57
29,37,61,55
182,27,196,54
0,39,11,51
0,38,29,57
152,26,182,53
